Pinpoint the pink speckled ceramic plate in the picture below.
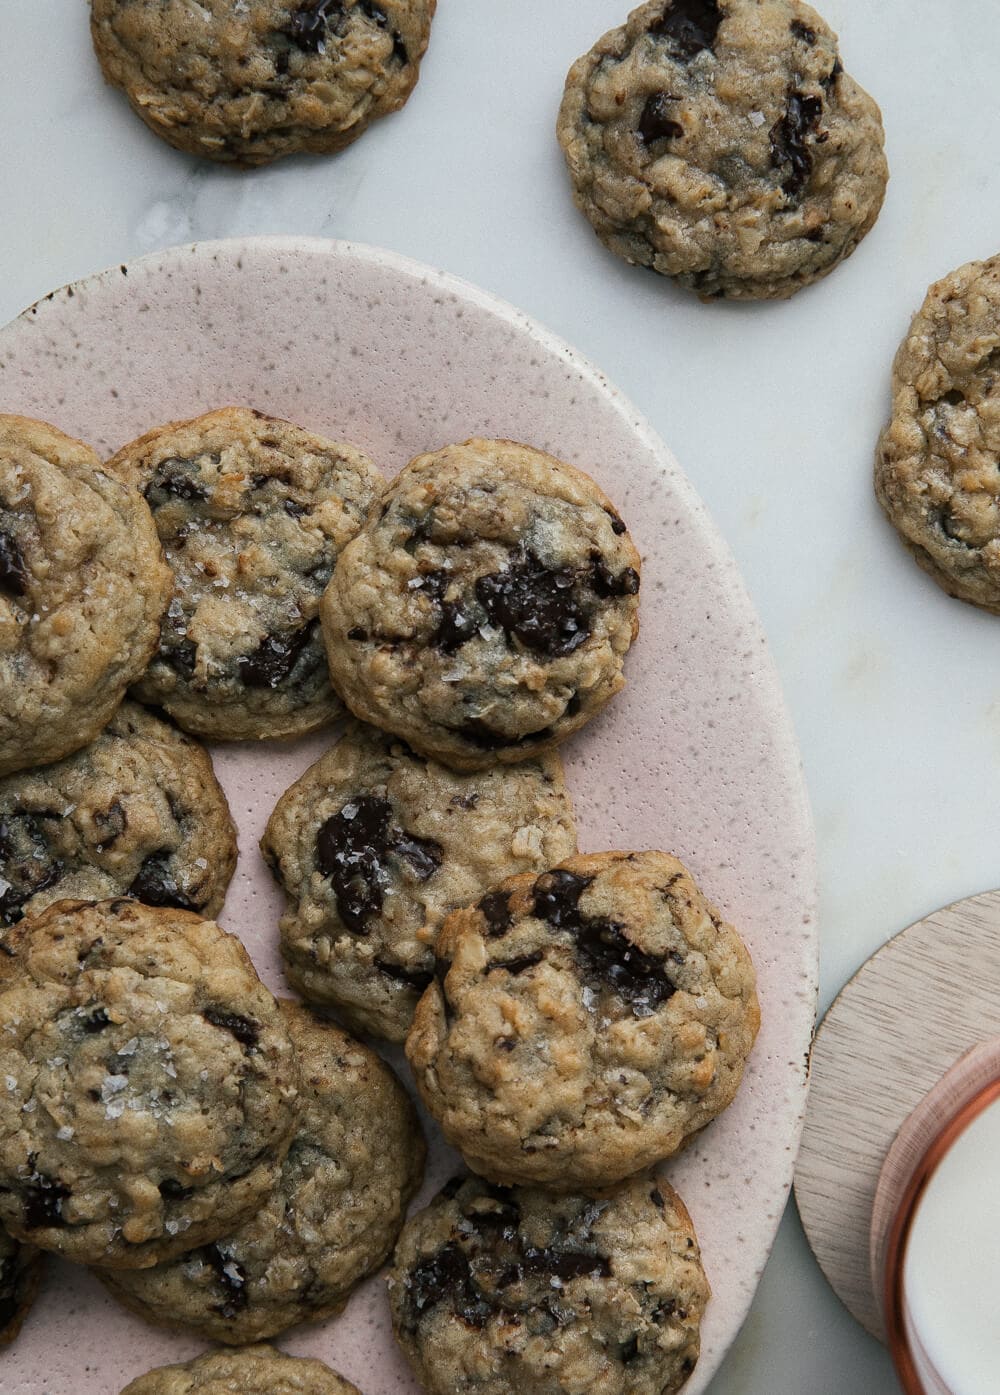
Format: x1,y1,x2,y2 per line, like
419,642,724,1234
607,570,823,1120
0,237,815,1395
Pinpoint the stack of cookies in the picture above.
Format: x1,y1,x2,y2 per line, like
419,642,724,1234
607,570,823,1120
0,408,760,1395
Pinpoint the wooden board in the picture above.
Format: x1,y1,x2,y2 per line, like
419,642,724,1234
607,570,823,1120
794,889,1000,1340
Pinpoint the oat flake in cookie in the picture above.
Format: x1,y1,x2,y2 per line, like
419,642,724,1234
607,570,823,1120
0,415,171,778
389,1174,708,1395
557,0,888,300
103,1001,425,1343
407,851,760,1190
0,701,237,929
321,439,641,771
90,0,436,167
874,255,1000,613
0,900,300,1270
0,1224,42,1346
262,721,579,1041
109,408,382,741
119,1345,363,1395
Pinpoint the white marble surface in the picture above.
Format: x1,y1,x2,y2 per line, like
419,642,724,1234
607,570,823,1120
4,1,998,1390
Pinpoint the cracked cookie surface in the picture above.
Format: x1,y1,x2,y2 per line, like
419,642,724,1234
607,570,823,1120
119,1345,363,1395
0,899,300,1269
262,721,578,1040
320,439,640,771
388,1173,709,1395
557,0,887,299
103,1000,425,1342
109,408,382,741
406,851,760,1190
0,415,171,777
875,255,1000,613
0,701,236,928
91,0,436,167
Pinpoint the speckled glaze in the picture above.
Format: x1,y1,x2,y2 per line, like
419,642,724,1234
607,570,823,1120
0,238,816,1395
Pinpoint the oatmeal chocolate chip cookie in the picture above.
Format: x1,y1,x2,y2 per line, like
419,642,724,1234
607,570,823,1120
109,408,382,741
103,1000,425,1342
119,1345,363,1395
874,255,1000,613
388,1174,709,1395
262,722,579,1041
407,851,760,1190
320,439,641,771
557,0,888,300
0,415,171,777
0,899,300,1269
0,701,237,928
91,0,436,168
0,1224,42,1345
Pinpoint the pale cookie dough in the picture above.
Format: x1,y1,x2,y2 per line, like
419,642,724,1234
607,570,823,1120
407,851,760,1190
91,0,437,167
119,1345,363,1395
321,439,640,771
0,701,237,928
0,899,300,1269
875,254,1000,613
103,1001,425,1342
109,407,382,741
0,414,171,777
557,0,888,299
262,721,578,1040
389,1174,709,1395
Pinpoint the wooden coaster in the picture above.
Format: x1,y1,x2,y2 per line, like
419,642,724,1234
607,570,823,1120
794,889,1000,1341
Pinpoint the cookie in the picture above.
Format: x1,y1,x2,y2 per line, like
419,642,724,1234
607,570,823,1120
108,408,382,741
0,414,171,777
388,1174,709,1395
0,1224,42,1346
321,439,641,771
0,700,237,928
262,722,579,1040
406,851,760,1190
103,1000,425,1342
874,255,1000,613
91,0,436,167
0,899,300,1269
557,0,888,300
119,1346,363,1395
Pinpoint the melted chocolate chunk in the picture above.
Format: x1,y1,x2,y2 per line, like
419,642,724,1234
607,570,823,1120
651,1187,666,1210
287,0,343,51
0,532,28,598
316,794,443,935
81,1006,112,1034
158,1177,192,1200
166,637,197,678
531,869,592,929
493,951,543,977
376,959,434,991
92,799,127,850
23,1162,70,1230
200,1243,249,1318
650,0,722,59
128,854,197,912
605,509,628,536
770,91,823,198
478,889,513,937
590,559,640,598
0,812,65,926
638,93,683,144
403,1242,491,1333
144,459,207,505
236,622,315,689
421,570,478,654
519,1246,611,1282
202,1007,260,1049
476,549,590,658
790,19,817,43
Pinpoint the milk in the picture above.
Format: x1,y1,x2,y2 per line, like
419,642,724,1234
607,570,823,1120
903,1096,1000,1395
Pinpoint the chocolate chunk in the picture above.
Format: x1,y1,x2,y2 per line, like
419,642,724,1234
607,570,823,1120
520,1246,611,1282
144,459,207,504
476,549,590,658
770,90,823,198
0,532,28,598
403,1242,491,1333
92,799,127,850
165,637,197,678
493,951,543,977
287,0,343,51
81,1006,112,1034
236,622,315,689
638,93,683,144
822,56,844,89
478,889,513,936
590,559,640,598
158,1177,192,1200
790,19,817,43
316,794,443,935
650,0,722,59
347,626,368,641
419,570,478,654
200,1243,249,1318
620,1336,641,1364
651,1187,666,1210
22,1161,70,1230
283,499,308,519
376,959,434,991
0,813,65,926
605,509,628,536
128,854,197,912
576,919,677,1015
202,1007,260,1049
531,869,592,929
